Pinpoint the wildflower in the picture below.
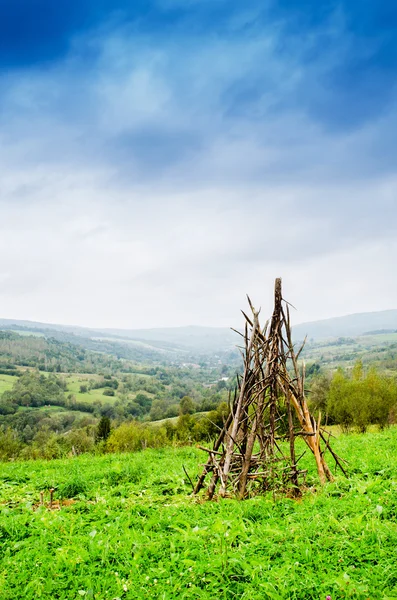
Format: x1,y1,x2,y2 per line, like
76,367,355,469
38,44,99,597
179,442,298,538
326,596,332,600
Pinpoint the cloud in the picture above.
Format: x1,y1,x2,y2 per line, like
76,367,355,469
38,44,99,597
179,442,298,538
0,0,396,327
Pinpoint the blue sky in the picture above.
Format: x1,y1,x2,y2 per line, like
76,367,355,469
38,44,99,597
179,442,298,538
0,0,396,327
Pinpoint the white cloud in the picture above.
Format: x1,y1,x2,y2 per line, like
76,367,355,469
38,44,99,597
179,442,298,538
0,12,396,328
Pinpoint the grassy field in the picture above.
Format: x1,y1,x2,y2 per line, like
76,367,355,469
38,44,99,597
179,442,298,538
63,374,120,405
0,372,129,407
63,374,155,406
0,429,396,599
0,373,17,394
302,333,397,372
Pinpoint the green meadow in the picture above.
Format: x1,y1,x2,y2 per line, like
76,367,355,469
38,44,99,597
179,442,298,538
1,428,396,599
63,373,156,406
0,374,17,395
63,374,121,405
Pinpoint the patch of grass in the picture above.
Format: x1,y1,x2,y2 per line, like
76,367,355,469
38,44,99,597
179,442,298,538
0,373,17,394
0,430,396,598
64,374,120,405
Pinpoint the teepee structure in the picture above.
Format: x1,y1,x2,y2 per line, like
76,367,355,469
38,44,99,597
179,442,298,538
194,278,346,499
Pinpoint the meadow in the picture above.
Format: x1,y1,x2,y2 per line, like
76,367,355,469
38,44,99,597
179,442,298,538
63,374,122,405
0,428,396,599
0,374,17,395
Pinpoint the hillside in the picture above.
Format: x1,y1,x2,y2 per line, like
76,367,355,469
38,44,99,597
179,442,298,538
293,309,397,341
99,325,238,351
1,309,397,379
0,330,149,373
1,310,397,354
0,318,236,358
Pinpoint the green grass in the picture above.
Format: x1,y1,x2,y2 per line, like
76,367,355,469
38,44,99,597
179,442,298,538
63,374,120,405
0,429,396,599
303,333,397,373
63,374,154,406
359,333,397,344
151,411,208,426
0,373,17,394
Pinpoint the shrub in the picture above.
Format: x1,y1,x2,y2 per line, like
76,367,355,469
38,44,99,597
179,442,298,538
324,363,397,433
103,389,115,397
107,421,168,453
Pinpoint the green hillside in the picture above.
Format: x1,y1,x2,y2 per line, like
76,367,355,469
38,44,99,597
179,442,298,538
2,309,397,353
293,309,397,341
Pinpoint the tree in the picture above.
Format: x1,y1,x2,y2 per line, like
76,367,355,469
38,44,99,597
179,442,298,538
149,399,168,421
179,396,195,415
0,428,22,460
327,369,355,432
96,416,111,443
327,362,397,433
309,373,332,422
135,393,152,411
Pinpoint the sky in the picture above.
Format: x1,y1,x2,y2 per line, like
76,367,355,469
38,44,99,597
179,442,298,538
0,0,396,329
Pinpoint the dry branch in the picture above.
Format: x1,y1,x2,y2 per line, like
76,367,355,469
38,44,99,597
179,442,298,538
194,278,343,499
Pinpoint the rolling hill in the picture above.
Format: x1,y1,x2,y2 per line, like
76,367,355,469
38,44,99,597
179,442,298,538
0,309,397,359
292,309,397,341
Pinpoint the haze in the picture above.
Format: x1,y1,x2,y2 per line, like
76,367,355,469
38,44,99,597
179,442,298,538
1,1,396,329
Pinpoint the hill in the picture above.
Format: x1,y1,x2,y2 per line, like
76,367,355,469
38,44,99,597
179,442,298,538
0,319,236,357
0,330,161,373
1,309,397,360
99,325,237,351
293,310,397,341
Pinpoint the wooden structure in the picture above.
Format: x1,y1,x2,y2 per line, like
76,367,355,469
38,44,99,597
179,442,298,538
194,278,346,499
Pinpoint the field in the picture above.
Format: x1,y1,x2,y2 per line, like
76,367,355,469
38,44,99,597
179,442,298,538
63,373,155,406
0,372,128,405
0,374,17,394
0,428,396,599
302,333,397,372
0,371,155,412
63,374,122,405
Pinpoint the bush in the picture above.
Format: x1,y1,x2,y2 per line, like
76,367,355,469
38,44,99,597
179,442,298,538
320,362,397,433
103,389,115,397
0,428,22,460
107,421,168,453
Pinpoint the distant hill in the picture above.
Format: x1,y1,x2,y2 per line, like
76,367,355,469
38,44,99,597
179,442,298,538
1,309,397,355
0,319,238,361
99,325,238,351
293,310,397,341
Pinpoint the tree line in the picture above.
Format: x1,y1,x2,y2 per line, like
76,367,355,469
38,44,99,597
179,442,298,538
0,399,229,461
309,361,397,432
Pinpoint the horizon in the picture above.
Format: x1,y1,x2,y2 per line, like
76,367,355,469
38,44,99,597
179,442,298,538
1,306,397,333
1,1,396,328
